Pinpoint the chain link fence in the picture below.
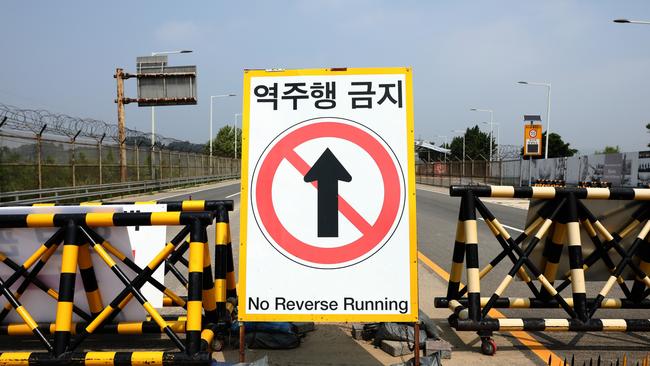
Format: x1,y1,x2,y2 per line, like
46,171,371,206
416,158,523,187
0,103,240,193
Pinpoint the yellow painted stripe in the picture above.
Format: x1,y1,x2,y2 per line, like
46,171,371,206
86,289,104,314
135,201,156,205
26,214,54,227
182,200,206,211
150,212,181,225
189,242,204,272
163,289,186,307
102,241,127,261
0,352,31,365
15,306,38,330
22,245,49,269
86,306,115,333
85,213,114,227
54,301,73,332
131,352,163,366
32,203,55,206
117,322,143,334
85,351,116,366
7,324,32,336
60,245,79,273
215,279,227,302
94,245,117,267
417,250,561,364
143,302,167,329
186,301,203,331
148,243,175,270
215,222,230,244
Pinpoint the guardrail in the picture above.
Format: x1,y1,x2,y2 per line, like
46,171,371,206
0,174,239,206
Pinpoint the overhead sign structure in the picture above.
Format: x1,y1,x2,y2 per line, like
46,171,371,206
136,56,197,106
240,67,417,322
524,123,543,156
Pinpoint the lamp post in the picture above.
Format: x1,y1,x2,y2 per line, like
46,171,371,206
481,121,500,160
149,50,192,179
234,113,242,159
518,81,551,159
470,108,494,161
614,19,650,25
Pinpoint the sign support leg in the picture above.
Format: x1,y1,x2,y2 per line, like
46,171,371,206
414,322,421,366
239,322,245,362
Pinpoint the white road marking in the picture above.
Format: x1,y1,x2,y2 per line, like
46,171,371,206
478,217,524,233
225,192,241,198
155,182,239,201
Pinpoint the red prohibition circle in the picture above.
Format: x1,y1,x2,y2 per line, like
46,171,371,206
254,121,402,265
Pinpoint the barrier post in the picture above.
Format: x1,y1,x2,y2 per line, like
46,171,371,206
186,219,206,355
566,194,588,321
447,194,467,300
215,206,230,322
462,191,481,322
54,220,80,356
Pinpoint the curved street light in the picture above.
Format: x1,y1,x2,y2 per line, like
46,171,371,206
518,81,551,159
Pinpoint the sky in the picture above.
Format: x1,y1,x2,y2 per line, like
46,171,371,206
2,1,650,154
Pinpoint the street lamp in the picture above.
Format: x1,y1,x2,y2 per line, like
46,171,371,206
614,19,650,25
481,121,500,160
234,113,242,159
148,50,193,178
518,81,552,159
470,108,494,161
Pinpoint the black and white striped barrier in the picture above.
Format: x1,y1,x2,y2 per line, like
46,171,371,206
437,185,650,356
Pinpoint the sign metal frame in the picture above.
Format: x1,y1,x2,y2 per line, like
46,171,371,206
239,67,418,322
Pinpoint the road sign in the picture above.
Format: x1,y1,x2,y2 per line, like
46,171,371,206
524,123,543,156
240,68,417,322
136,56,197,106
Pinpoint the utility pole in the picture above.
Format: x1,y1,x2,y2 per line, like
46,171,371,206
115,68,127,182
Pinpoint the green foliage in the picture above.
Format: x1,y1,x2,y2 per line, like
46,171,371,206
449,125,496,161
206,125,241,158
595,145,620,155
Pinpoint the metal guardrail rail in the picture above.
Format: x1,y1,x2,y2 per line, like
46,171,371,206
0,174,239,206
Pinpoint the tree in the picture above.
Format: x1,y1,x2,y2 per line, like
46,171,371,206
206,125,241,158
449,125,496,161
523,132,577,159
595,145,620,154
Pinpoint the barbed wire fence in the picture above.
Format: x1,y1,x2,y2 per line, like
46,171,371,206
0,103,240,192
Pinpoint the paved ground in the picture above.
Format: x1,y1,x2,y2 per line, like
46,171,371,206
2,181,649,365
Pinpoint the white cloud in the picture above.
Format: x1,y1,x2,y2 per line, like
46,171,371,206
155,20,201,43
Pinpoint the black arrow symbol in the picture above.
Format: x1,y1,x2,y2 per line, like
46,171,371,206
304,148,352,237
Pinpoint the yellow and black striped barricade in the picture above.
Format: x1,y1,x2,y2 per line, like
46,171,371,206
0,211,219,365
435,185,650,356
33,200,238,324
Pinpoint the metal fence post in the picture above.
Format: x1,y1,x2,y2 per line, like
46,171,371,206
499,159,503,185
36,125,46,191
71,130,81,187
135,142,141,182
159,147,163,180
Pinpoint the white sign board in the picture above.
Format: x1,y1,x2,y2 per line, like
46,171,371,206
240,68,417,322
0,205,166,322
